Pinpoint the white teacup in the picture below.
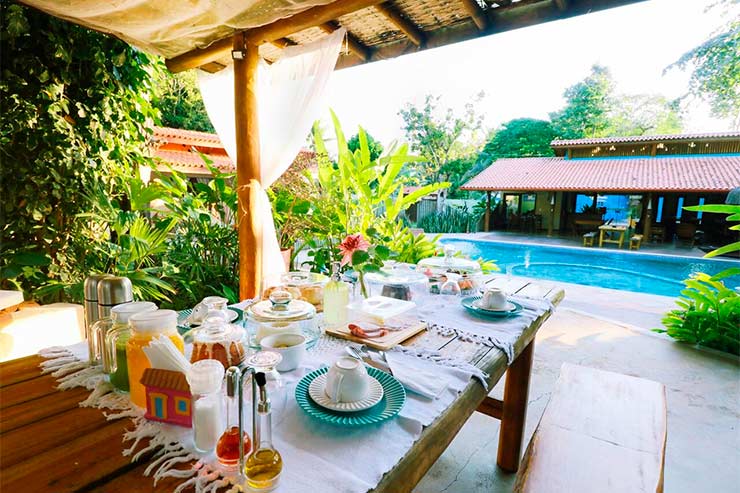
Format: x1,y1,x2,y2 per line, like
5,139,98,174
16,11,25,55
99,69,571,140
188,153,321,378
482,288,508,310
192,296,229,323
325,357,369,403
260,333,306,372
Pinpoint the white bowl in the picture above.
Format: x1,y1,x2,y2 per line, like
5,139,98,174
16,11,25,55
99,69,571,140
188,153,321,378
260,333,306,372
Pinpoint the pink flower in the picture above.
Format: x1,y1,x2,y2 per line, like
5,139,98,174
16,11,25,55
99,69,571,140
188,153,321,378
338,234,370,266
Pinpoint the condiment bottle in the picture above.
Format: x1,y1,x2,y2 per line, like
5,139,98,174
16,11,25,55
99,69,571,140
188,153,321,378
126,310,184,408
98,301,158,391
323,261,349,327
216,367,251,467
187,360,225,454
245,372,282,491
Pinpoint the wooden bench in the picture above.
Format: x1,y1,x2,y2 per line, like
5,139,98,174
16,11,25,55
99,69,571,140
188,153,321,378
514,363,667,493
630,234,643,250
582,232,596,247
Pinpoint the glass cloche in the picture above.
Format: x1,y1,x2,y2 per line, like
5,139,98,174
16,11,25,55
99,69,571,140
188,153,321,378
245,290,319,349
364,264,429,301
417,246,483,295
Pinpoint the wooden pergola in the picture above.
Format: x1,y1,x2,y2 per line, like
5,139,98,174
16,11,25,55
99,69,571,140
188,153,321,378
21,0,644,299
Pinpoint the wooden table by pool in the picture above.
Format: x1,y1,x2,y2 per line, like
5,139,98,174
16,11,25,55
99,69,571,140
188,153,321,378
0,278,564,493
599,224,628,248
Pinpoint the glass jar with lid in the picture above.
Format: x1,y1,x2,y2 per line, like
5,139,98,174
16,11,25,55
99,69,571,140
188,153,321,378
190,314,247,369
97,301,158,392
364,264,430,301
126,309,185,408
262,271,328,311
418,246,483,295
245,291,319,349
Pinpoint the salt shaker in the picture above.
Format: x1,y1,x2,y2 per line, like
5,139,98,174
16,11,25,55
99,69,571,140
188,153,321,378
187,360,226,454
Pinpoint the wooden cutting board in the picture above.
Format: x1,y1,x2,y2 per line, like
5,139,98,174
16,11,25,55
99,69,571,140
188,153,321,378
325,320,427,351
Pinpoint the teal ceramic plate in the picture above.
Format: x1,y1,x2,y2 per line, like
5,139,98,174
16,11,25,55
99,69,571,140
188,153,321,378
295,366,405,427
461,296,522,318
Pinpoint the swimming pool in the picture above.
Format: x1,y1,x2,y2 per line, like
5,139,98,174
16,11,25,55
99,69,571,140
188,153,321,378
440,238,740,297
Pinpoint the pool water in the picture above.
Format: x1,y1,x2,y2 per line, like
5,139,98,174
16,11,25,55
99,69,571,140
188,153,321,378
440,238,740,297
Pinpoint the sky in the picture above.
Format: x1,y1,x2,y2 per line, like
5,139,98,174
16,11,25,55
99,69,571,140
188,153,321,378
318,0,734,147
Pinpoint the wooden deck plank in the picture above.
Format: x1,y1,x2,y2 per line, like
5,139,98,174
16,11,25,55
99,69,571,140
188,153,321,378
0,406,110,468
1,419,134,493
0,385,90,434
0,355,44,388
0,374,65,409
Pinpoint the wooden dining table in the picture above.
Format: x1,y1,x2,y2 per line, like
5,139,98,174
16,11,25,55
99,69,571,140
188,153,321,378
0,276,563,493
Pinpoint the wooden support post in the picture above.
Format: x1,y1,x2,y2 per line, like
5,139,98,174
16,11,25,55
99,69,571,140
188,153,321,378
233,33,263,300
485,191,491,232
643,193,653,244
497,339,535,473
376,2,425,46
547,193,555,237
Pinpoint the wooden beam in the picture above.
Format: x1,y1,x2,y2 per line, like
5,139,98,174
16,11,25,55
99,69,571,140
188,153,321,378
476,395,502,419
337,0,646,70
319,22,370,61
233,33,263,299
375,2,425,47
246,0,385,45
484,191,491,232
166,0,383,72
460,0,489,31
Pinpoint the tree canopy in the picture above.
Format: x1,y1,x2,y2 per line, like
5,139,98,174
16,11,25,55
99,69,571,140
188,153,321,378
480,118,556,162
550,64,614,140
667,3,740,128
153,70,215,132
348,130,384,161
399,93,485,184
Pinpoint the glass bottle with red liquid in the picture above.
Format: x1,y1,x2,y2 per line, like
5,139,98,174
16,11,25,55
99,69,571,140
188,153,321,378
216,367,251,467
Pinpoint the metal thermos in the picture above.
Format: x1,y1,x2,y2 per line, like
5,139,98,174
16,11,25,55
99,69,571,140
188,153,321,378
84,274,111,363
97,276,133,320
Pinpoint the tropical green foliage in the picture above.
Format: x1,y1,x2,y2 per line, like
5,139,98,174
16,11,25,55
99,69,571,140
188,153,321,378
657,203,740,355
608,94,683,136
550,65,614,139
399,93,485,185
348,131,384,162
480,119,556,161
549,65,683,139
418,206,481,234
1,3,160,301
654,273,740,355
153,70,215,132
667,2,740,127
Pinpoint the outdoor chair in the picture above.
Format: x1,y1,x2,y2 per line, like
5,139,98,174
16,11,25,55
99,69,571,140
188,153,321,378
629,234,643,250
582,232,596,247
676,223,697,247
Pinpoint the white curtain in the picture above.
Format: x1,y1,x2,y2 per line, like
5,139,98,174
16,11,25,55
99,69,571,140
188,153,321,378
198,28,346,279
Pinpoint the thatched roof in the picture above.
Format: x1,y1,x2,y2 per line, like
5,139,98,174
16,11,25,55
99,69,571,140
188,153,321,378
19,0,645,73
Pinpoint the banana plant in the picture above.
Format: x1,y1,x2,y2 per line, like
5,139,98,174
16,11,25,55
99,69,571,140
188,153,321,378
313,110,450,236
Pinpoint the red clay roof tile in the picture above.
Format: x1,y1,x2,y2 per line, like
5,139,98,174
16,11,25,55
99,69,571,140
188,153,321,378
461,156,740,193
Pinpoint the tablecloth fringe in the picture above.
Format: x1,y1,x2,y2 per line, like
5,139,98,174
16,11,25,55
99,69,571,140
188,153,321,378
37,347,234,493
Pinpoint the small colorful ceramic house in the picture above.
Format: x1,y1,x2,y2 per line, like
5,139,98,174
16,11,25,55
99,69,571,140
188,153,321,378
140,368,192,427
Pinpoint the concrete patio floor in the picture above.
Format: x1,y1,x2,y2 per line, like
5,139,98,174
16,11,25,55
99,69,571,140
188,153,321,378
415,307,740,493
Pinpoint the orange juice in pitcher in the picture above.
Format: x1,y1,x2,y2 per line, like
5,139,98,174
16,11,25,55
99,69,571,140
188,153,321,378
126,310,184,408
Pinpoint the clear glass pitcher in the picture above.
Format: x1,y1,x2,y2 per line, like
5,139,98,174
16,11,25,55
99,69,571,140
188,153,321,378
91,301,157,373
